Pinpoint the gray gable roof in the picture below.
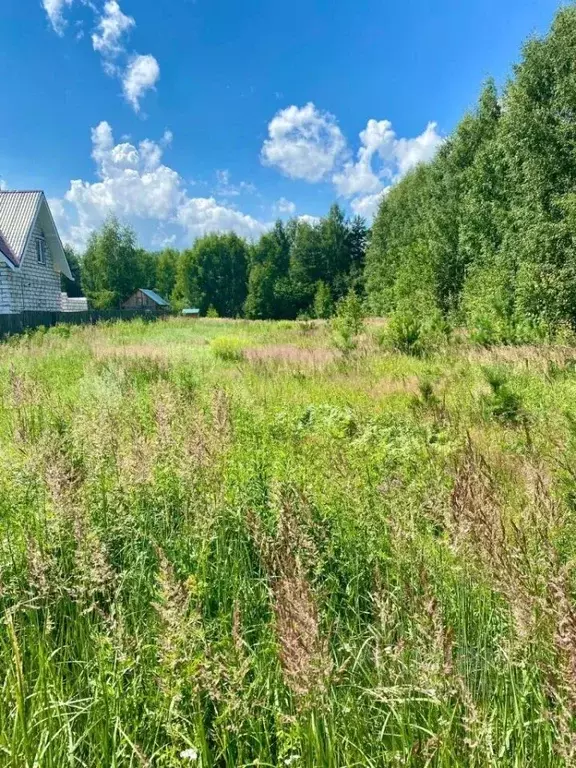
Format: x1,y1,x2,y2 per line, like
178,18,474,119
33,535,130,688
0,191,73,279
0,191,43,267
140,289,170,306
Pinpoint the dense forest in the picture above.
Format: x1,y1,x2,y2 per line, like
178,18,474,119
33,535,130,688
68,206,368,320
68,5,576,340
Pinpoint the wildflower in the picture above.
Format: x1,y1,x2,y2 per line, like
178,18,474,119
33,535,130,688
284,756,300,766
180,747,199,761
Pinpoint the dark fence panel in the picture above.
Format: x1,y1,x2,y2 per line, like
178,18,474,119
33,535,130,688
0,309,169,339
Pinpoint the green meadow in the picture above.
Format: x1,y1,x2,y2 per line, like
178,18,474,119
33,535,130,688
2,317,576,766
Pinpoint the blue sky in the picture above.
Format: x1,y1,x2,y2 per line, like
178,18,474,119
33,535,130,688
0,0,562,250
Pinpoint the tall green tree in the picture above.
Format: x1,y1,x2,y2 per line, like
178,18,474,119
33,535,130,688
81,217,141,309
178,233,249,316
318,204,353,298
156,248,181,301
245,221,292,319
347,215,370,295
287,220,324,315
137,249,158,291
366,75,506,319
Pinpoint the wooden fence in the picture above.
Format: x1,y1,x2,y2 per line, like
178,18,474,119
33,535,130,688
0,308,168,338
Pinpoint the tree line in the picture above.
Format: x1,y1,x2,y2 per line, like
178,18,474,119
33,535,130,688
65,205,368,319
366,4,576,343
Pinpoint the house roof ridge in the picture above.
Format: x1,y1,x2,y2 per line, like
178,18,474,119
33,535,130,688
0,191,44,266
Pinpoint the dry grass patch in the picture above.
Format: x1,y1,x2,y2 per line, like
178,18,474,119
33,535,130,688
244,344,336,368
466,344,576,371
90,341,205,364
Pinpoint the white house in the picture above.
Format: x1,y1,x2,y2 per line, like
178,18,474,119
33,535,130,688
0,191,75,314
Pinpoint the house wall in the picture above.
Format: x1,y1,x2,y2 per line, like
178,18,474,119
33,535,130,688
60,293,89,312
0,264,13,313
123,291,157,309
4,221,61,313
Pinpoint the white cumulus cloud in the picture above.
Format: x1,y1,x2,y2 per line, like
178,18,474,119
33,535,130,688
122,54,160,112
350,189,390,219
333,119,396,198
177,198,268,240
92,0,135,58
274,198,296,215
394,122,443,176
333,119,443,219
42,0,74,34
261,103,346,183
298,214,321,226
52,122,267,251
261,102,442,221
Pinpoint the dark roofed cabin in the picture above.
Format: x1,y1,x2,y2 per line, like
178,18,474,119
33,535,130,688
122,289,170,311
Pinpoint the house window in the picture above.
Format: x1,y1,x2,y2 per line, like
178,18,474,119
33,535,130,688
36,237,47,265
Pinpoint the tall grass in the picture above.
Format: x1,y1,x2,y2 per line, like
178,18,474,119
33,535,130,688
1,318,576,765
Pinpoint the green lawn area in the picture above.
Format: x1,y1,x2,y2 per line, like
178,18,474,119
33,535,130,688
2,317,576,766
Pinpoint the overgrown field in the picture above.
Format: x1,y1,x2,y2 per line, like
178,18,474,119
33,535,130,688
4,318,576,766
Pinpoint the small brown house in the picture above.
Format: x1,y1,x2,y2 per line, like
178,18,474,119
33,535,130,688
122,289,170,311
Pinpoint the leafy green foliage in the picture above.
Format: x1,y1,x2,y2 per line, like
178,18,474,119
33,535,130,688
331,289,365,352
244,221,292,319
366,7,576,338
178,233,249,317
313,280,333,319
71,203,369,320
155,248,180,302
482,367,525,425
210,335,245,360
245,208,369,321
61,244,84,297
81,217,142,308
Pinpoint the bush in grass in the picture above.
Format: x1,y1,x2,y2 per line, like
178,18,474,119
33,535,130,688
482,367,524,425
331,289,365,353
313,280,334,319
380,307,449,357
206,305,220,318
210,336,245,361
48,323,73,339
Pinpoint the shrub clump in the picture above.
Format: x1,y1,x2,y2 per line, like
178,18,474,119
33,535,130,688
379,307,449,357
210,336,245,361
482,367,525,425
331,289,365,353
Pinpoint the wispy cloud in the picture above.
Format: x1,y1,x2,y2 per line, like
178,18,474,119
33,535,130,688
92,0,134,58
214,170,257,199
122,55,160,112
273,197,296,215
42,0,75,35
42,0,160,113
